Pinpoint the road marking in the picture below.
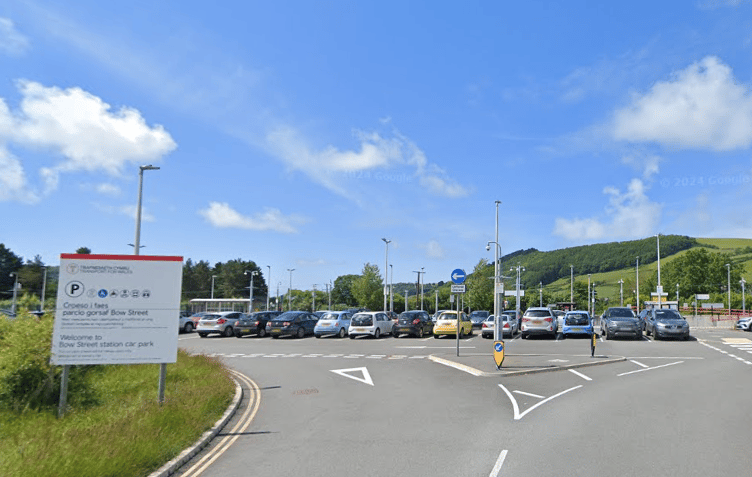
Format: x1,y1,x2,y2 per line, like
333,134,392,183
331,367,374,386
699,340,752,365
568,369,592,381
489,449,508,477
617,361,683,376
722,337,752,344
513,390,544,399
498,384,582,420
179,370,260,477
630,360,649,368
429,356,485,376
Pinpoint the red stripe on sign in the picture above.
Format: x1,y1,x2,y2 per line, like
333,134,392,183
59,254,183,261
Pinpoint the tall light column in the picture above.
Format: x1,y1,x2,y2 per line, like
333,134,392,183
588,274,592,316
726,263,731,318
420,267,425,310
287,268,295,311
244,270,258,313
539,282,543,307
618,279,624,306
389,264,394,312
266,265,271,311
40,266,47,312
494,201,501,327
211,275,217,299
10,272,19,315
134,165,160,255
636,257,640,314
741,277,746,315
381,238,390,312
570,265,574,307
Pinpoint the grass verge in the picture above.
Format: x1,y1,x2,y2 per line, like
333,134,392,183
0,348,234,477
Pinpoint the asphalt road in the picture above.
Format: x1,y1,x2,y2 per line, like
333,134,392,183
173,327,752,477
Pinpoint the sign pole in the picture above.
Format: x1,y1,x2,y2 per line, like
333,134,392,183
456,294,460,357
58,364,69,418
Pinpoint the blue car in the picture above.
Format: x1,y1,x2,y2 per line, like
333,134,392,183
561,311,593,338
314,311,352,338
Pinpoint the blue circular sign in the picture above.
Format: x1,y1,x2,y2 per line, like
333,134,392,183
494,342,504,352
451,269,466,284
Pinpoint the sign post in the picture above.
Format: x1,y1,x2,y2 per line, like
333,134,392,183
591,331,597,357
52,254,183,413
451,269,466,357
493,340,505,369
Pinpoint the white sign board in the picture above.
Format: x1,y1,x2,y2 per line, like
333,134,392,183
51,254,183,365
504,290,525,296
696,294,710,300
451,284,466,293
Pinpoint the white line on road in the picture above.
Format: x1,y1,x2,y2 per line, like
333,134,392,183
629,360,649,368
568,369,592,381
617,361,683,376
429,356,485,376
513,390,544,399
498,384,582,420
489,449,508,477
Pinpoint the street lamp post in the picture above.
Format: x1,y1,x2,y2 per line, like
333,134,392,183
510,265,525,316
539,282,543,307
618,279,624,307
211,275,217,299
134,165,160,255
389,264,394,312
726,263,731,319
741,278,747,315
10,272,19,315
636,256,640,314
40,266,47,312
588,274,592,316
420,267,425,310
381,238,390,313
676,283,680,303
487,240,502,341
405,289,409,311
245,270,258,314
570,265,574,307
266,265,271,311
287,269,295,311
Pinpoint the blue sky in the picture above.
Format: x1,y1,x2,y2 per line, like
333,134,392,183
2,1,752,292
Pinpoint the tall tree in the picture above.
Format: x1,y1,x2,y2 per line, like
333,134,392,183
352,263,383,310
331,274,359,307
466,259,493,312
76,247,91,254
0,244,23,298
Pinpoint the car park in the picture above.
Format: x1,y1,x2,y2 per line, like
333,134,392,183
600,307,642,340
392,310,433,338
348,311,394,338
561,311,593,338
520,307,557,339
266,311,318,338
645,308,690,340
179,313,194,333
235,311,282,337
736,316,752,331
314,311,352,338
197,311,245,338
433,311,473,338
469,310,489,329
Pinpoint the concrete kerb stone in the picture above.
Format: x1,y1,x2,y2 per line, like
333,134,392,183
149,376,243,477
429,353,627,377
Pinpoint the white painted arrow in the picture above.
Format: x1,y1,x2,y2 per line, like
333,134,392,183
331,367,374,386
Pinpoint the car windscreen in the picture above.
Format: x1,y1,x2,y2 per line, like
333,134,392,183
320,313,340,320
524,310,551,318
609,308,635,317
351,314,373,326
654,310,682,320
273,313,300,321
438,313,458,320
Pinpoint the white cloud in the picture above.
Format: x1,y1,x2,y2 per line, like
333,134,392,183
96,183,121,196
0,80,176,202
423,240,446,259
612,56,752,151
92,203,154,222
265,125,470,199
0,146,39,203
0,18,30,56
198,202,306,233
553,178,661,241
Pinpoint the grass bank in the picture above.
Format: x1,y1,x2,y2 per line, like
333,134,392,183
0,315,235,477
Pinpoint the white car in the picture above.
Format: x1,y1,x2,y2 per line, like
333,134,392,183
197,311,244,338
482,314,518,339
179,313,194,333
348,311,394,339
736,316,752,331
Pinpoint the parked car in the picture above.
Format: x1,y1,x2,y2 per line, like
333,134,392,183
235,311,282,337
433,311,473,338
266,311,318,338
314,311,352,338
482,314,517,339
520,307,557,339
645,308,690,340
392,310,433,338
348,311,394,339
600,307,642,340
561,311,593,338
432,310,450,322
179,313,194,333
553,310,566,330
638,309,650,331
469,310,489,328
386,311,399,323
190,311,209,326
197,311,245,338
736,316,752,331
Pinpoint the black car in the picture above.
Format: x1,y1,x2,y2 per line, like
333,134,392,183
468,310,490,328
266,311,318,338
600,307,642,340
235,311,282,338
392,310,434,338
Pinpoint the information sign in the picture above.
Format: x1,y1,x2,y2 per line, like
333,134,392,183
451,284,466,293
51,254,183,365
451,269,466,284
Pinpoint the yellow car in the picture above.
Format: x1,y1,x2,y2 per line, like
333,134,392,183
433,311,473,338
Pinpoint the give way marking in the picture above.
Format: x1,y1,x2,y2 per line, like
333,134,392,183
331,367,374,386
498,384,582,420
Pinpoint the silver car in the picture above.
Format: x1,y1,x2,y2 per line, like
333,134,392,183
520,307,558,339
645,308,690,340
482,314,518,339
736,316,752,331
197,311,244,338
314,311,352,338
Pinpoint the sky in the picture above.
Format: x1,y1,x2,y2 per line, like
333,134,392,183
2,0,752,294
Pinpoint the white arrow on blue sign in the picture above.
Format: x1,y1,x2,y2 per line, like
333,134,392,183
451,269,466,284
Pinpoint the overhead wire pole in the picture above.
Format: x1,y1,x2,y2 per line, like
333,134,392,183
382,238,390,313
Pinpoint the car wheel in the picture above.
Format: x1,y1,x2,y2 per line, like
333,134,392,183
434,334,439,339
636,331,643,340
258,328,267,338
315,334,321,338
297,327,305,339
458,329,464,339
521,333,527,340
605,329,611,340
560,333,566,340
417,328,424,338
338,328,346,338
183,322,194,333
272,335,279,339
223,326,234,337
198,332,207,338
393,331,400,338
653,331,660,341
374,328,381,339
646,327,651,336
234,331,243,338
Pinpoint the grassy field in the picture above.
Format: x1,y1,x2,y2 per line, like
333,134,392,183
0,326,235,477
